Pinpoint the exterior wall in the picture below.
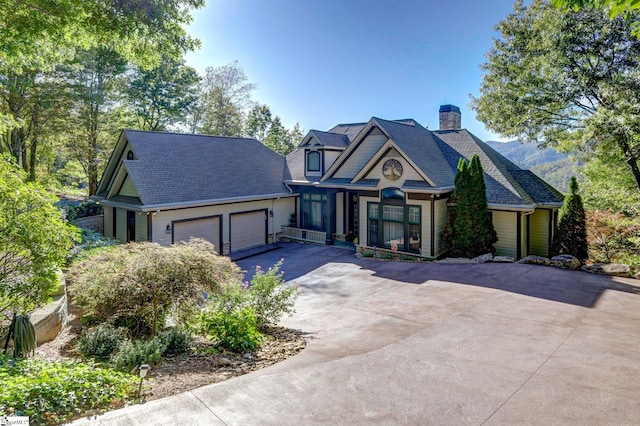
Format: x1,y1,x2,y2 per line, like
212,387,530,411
115,208,127,242
334,130,387,178
119,175,138,197
336,192,344,235
135,212,147,242
433,198,449,257
324,150,342,173
529,208,552,257
103,207,114,238
150,197,295,254
493,211,518,258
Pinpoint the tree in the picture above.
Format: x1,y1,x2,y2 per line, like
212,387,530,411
551,177,589,260
443,155,498,258
65,48,128,195
553,0,640,17
194,61,255,137
472,0,640,193
245,104,303,155
123,58,200,131
0,0,204,134
0,158,79,323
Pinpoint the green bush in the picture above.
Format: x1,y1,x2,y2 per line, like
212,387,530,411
0,354,137,425
79,324,127,361
197,307,263,353
70,239,241,337
247,260,301,326
159,328,192,356
109,337,165,373
67,229,118,263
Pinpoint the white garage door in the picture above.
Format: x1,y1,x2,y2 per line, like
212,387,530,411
173,217,221,252
230,210,266,252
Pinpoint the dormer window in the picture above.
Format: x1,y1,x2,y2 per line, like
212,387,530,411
307,151,320,172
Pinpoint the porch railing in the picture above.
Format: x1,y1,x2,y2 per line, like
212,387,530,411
281,226,327,244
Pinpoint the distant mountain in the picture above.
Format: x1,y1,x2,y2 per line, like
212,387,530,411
485,140,577,193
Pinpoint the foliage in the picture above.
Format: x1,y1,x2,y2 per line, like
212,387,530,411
0,353,138,425
443,155,498,258
472,0,640,192
586,210,640,263
123,58,200,131
70,239,241,337
4,315,37,358
60,200,103,222
109,337,165,373
551,177,589,260
553,0,640,18
0,159,79,323
66,229,118,263
197,307,263,353
581,152,640,215
245,104,304,155
247,261,301,326
193,61,256,136
79,324,127,361
158,328,192,356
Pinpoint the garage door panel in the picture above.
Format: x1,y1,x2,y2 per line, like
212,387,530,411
173,217,221,252
231,211,266,252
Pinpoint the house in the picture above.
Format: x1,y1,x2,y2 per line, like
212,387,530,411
94,105,564,259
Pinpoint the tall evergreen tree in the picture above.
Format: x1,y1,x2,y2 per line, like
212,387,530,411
551,176,588,261
443,154,498,258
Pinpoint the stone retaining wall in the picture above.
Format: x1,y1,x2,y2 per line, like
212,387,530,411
73,214,103,233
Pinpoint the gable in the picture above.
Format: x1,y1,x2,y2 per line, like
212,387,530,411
360,148,424,188
332,127,388,179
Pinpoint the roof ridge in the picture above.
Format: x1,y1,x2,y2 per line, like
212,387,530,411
124,129,259,142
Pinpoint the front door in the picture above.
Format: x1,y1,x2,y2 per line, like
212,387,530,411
127,211,135,242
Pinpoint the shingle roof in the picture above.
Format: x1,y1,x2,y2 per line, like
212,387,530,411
306,130,350,148
284,149,306,182
120,130,290,206
327,122,367,142
432,129,563,206
372,118,455,187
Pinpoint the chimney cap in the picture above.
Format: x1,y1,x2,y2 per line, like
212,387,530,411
439,104,460,113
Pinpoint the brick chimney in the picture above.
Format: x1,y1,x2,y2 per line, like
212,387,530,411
439,104,461,130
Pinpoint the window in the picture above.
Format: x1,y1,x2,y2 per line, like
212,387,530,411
301,193,326,230
381,187,404,201
368,203,380,246
408,206,421,252
383,205,404,248
126,150,134,160
366,199,421,253
307,151,320,172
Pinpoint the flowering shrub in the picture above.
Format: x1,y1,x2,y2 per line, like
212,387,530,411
248,260,301,326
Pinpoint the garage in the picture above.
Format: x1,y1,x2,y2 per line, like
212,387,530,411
172,216,221,252
230,210,267,252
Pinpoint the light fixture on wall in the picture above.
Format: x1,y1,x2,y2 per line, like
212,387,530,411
166,224,172,233
269,210,274,217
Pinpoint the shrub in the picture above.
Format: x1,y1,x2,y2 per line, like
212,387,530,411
67,229,118,263
109,337,165,373
61,200,103,222
197,307,263,353
0,354,137,425
70,238,242,337
247,260,301,326
79,324,127,361
552,177,588,261
159,328,192,356
443,155,497,258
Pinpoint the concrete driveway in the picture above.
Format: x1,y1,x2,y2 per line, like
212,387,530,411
76,244,640,425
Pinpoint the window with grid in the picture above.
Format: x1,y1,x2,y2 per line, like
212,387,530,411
302,193,326,230
368,203,379,246
408,206,420,252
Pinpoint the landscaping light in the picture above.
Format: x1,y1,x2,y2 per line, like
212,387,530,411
138,364,150,396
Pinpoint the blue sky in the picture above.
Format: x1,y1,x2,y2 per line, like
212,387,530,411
185,1,517,142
